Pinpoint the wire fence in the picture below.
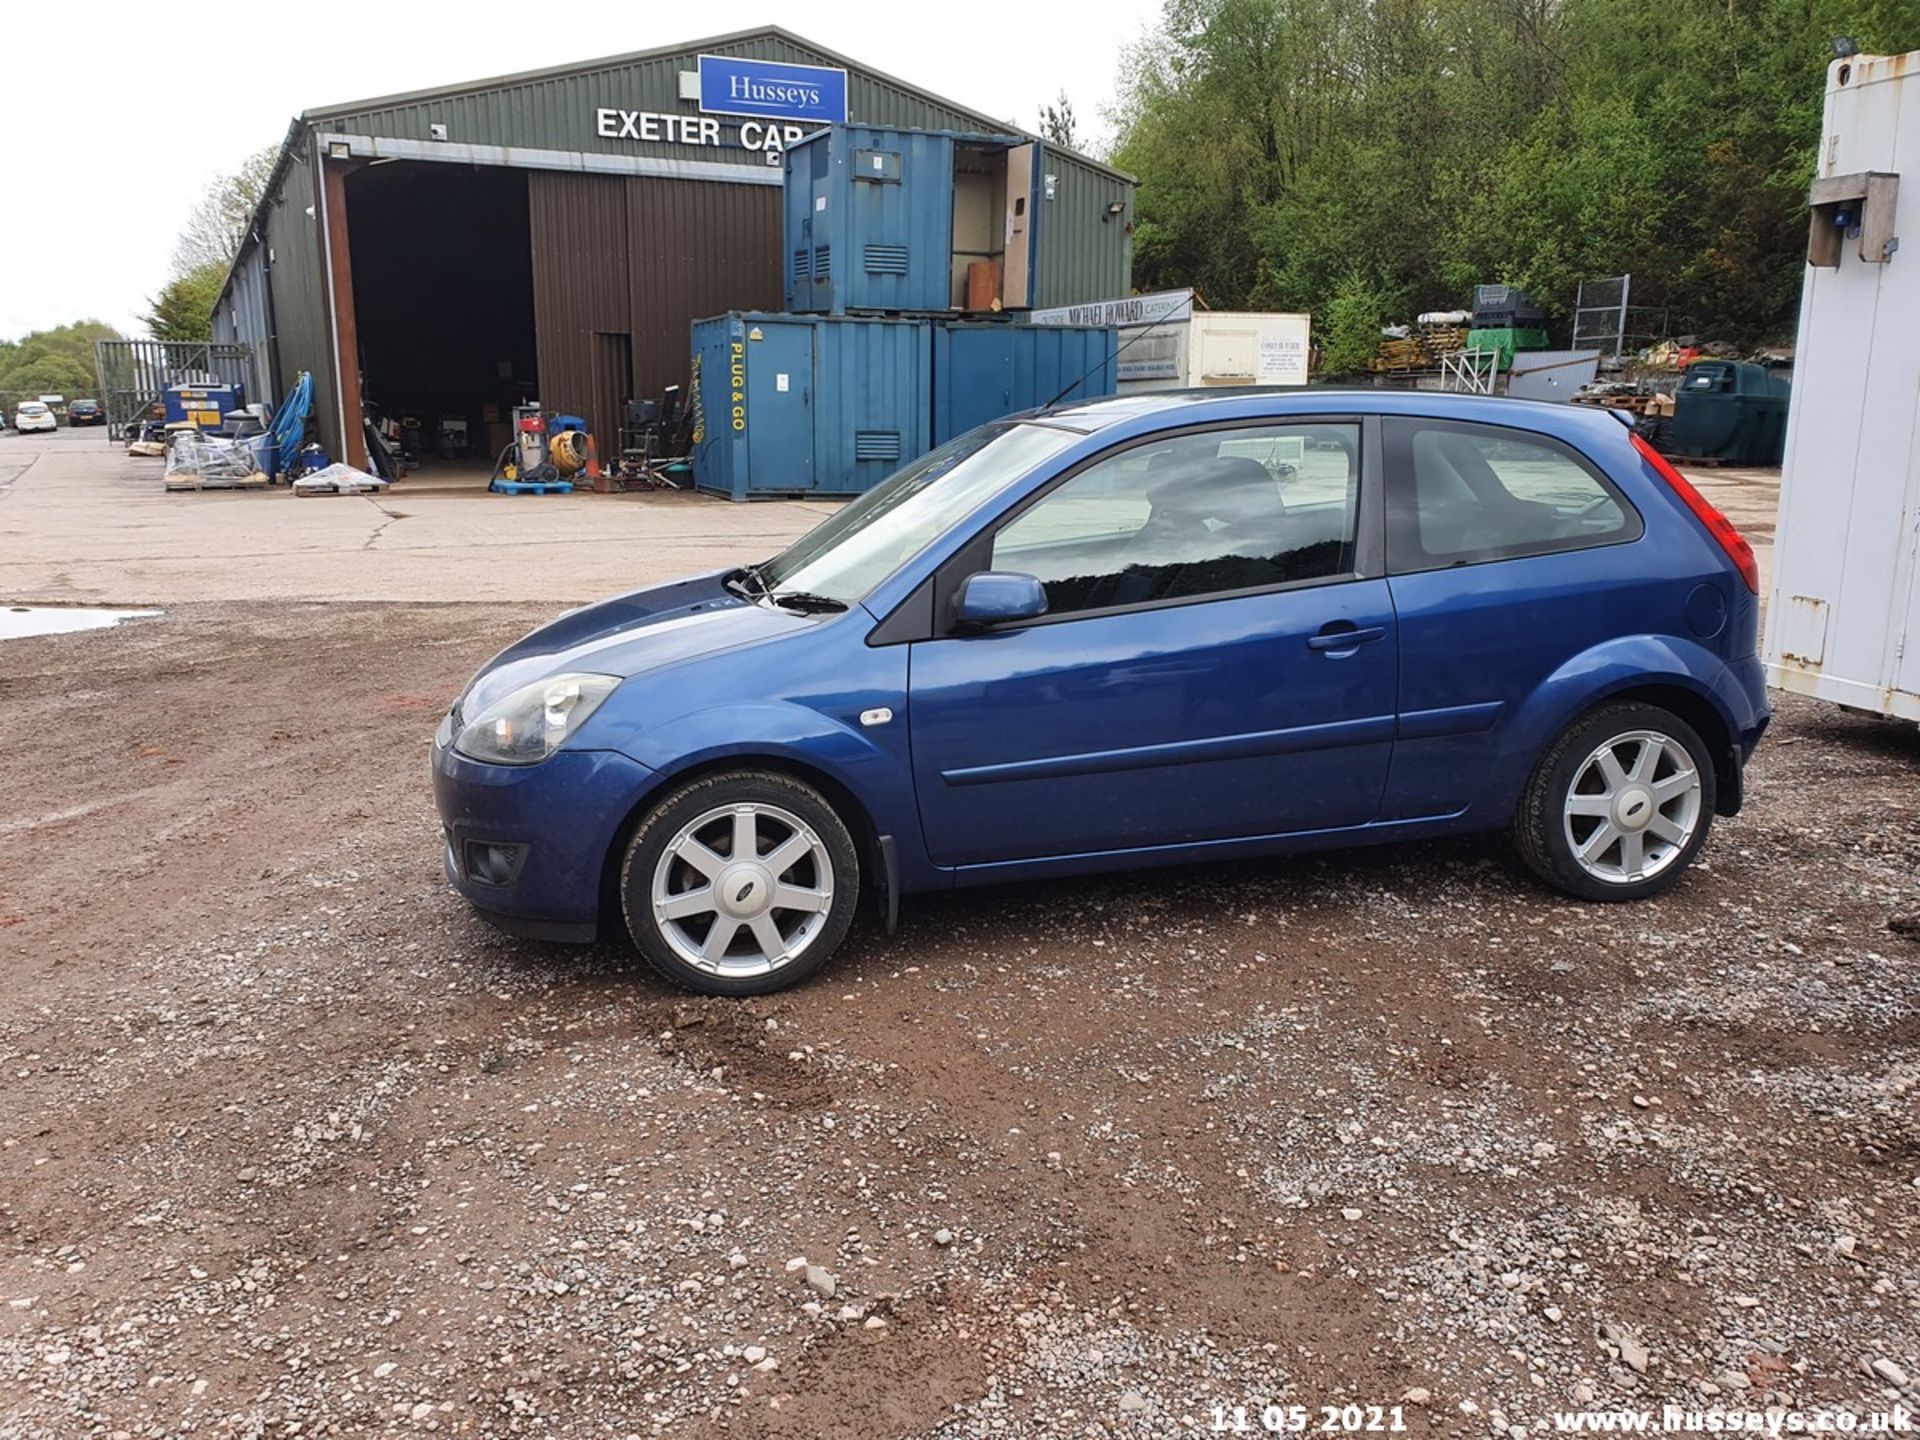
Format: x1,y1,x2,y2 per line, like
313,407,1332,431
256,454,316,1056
1571,275,1670,360
92,340,264,439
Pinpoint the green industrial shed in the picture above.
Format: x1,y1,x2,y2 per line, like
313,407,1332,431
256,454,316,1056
211,26,1135,473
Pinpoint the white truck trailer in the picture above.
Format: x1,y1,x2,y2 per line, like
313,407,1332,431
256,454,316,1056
1765,49,1920,723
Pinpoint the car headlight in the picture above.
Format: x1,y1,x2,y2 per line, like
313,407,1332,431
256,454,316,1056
452,672,620,765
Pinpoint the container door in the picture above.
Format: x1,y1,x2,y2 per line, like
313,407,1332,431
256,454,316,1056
746,322,815,493
1002,143,1039,309
934,328,1014,444
817,320,931,494
809,142,835,314
1195,322,1260,385
783,149,813,312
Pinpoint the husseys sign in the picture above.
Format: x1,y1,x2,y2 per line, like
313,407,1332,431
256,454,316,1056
594,54,846,161
696,54,848,125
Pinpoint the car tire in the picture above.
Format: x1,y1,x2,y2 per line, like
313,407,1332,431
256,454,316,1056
1514,701,1718,902
619,769,861,996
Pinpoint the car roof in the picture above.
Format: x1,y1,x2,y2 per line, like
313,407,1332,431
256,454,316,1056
1032,387,1630,444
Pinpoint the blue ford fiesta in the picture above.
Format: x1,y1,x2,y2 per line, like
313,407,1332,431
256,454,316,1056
432,391,1768,996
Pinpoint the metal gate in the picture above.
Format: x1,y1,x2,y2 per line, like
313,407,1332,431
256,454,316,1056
93,339,263,439
1439,348,1502,395
1571,275,1670,361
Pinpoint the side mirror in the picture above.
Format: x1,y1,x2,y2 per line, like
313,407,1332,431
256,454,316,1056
956,571,1048,628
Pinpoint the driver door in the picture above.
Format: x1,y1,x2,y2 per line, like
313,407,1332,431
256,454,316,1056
906,419,1398,868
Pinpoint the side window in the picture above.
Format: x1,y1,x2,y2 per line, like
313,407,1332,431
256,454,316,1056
1386,419,1641,572
987,422,1361,618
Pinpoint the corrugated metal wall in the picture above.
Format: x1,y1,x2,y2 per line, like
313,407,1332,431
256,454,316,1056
212,244,273,398
261,139,338,452
1036,158,1134,311
529,171,628,444
627,177,782,397
531,172,779,441
311,34,1105,176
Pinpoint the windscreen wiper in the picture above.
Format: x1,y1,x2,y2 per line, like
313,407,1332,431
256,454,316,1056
766,590,849,614
723,563,770,599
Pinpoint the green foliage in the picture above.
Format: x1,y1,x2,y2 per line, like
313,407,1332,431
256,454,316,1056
1321,270,1394,372
0,321,122,401
173,145,279,275
143,262,228,342
1114,0,1920,361
139,144,280,342
1039,91,1079,149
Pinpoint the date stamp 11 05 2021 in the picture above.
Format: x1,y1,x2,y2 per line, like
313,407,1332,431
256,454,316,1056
1210,1404,1411,1434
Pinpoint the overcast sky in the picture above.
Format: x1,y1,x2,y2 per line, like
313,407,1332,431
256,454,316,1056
0,1,1162,342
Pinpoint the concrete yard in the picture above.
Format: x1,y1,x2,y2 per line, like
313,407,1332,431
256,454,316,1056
2,425,1916,1438
0,430,836,605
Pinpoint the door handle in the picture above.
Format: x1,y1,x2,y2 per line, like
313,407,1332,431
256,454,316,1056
1307,624,1387,651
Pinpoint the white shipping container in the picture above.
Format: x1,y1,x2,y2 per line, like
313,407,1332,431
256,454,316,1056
1765,50,1920,723
1116,311,1312,392
1029,291,1311,392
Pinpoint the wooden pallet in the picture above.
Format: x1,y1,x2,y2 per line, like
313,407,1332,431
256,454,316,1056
163,474,271,491
490,479,575,495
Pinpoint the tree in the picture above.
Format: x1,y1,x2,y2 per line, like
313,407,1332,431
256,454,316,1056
142,261,228,342
1039,91,1079,149
171,145,278,276
1111,0,1920,346
141,143,278,342
1320,270,1391,374
0,321,122,401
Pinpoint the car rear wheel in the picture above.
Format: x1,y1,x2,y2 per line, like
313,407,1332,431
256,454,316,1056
619,770,860,996
1515,701,1717,902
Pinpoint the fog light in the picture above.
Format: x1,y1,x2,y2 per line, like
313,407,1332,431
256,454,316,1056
463,841,526,887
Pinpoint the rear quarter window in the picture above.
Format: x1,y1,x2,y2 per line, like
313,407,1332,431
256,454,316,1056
1384,417,1642,573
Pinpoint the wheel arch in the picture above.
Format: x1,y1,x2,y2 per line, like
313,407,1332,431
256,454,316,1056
1604,682,1738,813
1508,637,1748,820
596,751,887,939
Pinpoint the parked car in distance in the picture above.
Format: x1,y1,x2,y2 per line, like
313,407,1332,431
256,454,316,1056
13,401,56,433
433,391,1768,996
67,399,103,426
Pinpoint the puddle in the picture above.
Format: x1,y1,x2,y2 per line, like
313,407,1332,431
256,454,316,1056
0,606,163,640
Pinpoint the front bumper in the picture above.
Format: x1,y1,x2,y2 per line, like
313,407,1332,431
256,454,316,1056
430,738,658,942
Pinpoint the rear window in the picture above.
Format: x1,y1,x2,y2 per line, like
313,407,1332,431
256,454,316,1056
19,404,47,415
1384,418,1641,572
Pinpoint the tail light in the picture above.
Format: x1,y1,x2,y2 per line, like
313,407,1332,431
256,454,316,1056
1630,432,1758,594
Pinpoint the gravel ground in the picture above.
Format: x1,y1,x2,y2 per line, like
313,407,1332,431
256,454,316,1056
1,598,1916,1439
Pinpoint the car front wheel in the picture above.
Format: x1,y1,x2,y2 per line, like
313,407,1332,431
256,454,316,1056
619,770,860,996
1515,701,1717,902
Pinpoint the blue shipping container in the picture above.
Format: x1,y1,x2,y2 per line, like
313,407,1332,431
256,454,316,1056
691,313,932,500
783,125,1043,316
931,323,1118,444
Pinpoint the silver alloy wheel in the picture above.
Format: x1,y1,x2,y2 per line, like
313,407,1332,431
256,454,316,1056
1562,728,1703,885
650,802,835,978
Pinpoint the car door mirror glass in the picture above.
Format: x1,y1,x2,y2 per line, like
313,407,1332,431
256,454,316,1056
957,571,1048,627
